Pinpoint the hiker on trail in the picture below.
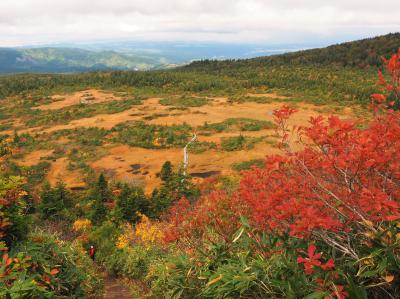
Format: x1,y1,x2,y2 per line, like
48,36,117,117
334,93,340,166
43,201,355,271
89,245,96,261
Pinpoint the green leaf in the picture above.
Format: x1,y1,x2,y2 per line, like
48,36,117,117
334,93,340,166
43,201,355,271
304,291,329,299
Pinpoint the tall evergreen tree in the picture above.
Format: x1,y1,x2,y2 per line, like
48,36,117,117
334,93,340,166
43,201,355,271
149,163,199,218
95,173,111,202
115,184,149,223
89,174,111,225
91,198,107,225
38,181,68,219
160,161,173,182
53,181,71,209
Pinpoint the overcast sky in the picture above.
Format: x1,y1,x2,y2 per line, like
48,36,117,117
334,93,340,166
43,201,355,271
0,0,399,46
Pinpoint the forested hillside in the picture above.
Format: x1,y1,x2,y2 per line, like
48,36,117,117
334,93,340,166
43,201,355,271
2,33,399,107
186,33,400,69
0,47,166,73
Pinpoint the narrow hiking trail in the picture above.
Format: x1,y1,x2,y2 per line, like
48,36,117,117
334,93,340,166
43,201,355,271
103,274,132,299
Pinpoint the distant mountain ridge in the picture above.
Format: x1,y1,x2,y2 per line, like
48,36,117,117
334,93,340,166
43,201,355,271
0,47,166,73
1,33,399,74
185,33,400,70
0,42,304,74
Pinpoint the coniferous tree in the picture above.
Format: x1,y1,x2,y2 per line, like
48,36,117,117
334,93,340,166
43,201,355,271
38,182,58,219
89,174,111,225
95,173,111,202
160,161,173,182
53,181,72,209
38,181,72,219
149,186,173,218
150,163,199,218
115,184,149,223
91,198,107,225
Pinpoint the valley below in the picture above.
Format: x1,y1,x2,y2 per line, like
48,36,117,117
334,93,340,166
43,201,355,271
3,88,356,193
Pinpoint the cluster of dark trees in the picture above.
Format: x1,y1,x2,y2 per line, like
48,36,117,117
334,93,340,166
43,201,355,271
37,161,199,226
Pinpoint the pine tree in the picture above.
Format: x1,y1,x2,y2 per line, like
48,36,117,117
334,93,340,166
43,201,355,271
149,186,174,218
53,181,71,209
96,173,111,202
91,198,107,225
115,184,149,223
38,182,56,219
89,174,111,225
38,181,71,219
160,161,173,182
150,163,199,218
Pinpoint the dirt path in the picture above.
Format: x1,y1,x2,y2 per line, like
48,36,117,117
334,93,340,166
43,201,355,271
103,275,132,299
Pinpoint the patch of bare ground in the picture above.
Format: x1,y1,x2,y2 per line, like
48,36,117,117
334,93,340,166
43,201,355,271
147,101,327,128
23,95,347,136
33,89,122,110
25,97,165,134
91,142,281,194
18,149,54,166
47,157,85,189
14,92,357,192
103,274,132,299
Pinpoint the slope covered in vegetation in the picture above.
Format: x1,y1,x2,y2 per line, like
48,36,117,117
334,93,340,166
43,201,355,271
0,47,165,73
186,32,400,69
1,37,400,298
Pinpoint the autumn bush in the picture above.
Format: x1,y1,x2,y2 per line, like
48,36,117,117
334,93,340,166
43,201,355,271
146,50,400,299
4,231,103,298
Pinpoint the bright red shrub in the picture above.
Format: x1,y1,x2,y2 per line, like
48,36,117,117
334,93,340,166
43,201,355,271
163,190,246,245
240,110,400,238
372,48,400,110
239,51,400,258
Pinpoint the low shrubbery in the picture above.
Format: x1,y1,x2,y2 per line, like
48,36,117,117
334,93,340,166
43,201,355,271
112,121,193,148
4,231,103,298
187,140,217,154
231,158,264,171
220,135,263,151
200,118,274,133
228,95,275,104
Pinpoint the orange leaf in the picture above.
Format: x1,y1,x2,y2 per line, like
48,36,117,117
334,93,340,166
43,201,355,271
384,275,394,283
206,274,223,286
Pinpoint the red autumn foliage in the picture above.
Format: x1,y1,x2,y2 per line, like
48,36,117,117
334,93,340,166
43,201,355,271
238,51,400,259
164,51,400,266
297,244,335,275
163,191,246,244
329,285,349,299
298,244,348,299
372,48,400,110
379,49,400,98
239,110,400,255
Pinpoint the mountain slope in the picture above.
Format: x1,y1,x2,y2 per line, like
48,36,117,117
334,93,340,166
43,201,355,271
185,33,400,70
0,47,165,73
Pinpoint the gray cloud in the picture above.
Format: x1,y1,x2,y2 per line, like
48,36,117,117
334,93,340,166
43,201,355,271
0,0,399,46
